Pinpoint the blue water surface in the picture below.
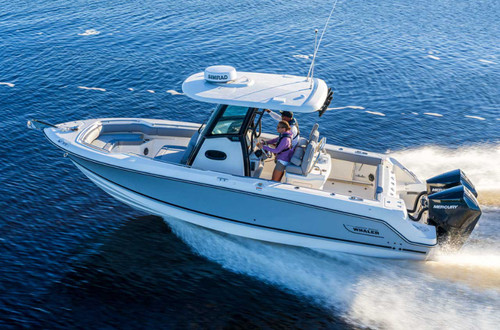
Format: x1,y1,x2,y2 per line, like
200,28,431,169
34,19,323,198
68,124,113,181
1,0,499,328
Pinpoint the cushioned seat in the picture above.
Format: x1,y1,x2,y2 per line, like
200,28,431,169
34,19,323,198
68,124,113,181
286,123,321,176
285,153,331,189
284,123,331,189
285,164,303,175
289,137,308,166
300,140,319,174
103,133,145,151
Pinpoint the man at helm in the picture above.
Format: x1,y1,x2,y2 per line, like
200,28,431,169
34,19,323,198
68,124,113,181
265,109,300,148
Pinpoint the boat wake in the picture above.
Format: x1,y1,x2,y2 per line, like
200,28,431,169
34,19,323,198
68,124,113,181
164,208,500,329
161,143,500,328
391,143,500,206
157,145,500,329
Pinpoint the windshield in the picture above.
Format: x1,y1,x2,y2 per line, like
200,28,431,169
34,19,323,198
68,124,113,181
210,105,249,135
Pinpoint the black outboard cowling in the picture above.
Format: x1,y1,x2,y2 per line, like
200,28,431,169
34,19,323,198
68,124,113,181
427,185,481,247
427,169,478,197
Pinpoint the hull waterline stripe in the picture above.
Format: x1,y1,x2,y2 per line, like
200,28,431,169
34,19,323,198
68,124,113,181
402,248,427,254
71,156,427,255
42,129,435,249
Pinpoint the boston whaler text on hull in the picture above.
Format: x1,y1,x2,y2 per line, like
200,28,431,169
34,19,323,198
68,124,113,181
28,65,482,260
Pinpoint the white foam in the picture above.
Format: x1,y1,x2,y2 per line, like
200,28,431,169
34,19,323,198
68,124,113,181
365,111,385,116
293,54,310,59
327,105,365,110
77,86,106,92
411,112,419,115
479,59,496,64
423,112,443,117
465,115,485,121
163,217,500,329
427,55,441,60
391,144,500,192
78,29,100,36
432,251,500,270
128,88,134,91
147,90,155,93
346,265,499,329
0,82,15,87
166,89,183,95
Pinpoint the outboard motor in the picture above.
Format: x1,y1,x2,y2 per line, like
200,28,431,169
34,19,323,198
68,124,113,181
427,169,478,197
427,185,481,248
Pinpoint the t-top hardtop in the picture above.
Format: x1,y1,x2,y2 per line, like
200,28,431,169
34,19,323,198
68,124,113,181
182,65,332,113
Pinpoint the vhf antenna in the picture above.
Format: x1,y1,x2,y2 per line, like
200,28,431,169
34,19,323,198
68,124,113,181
307,29,319,88
307,0,340,89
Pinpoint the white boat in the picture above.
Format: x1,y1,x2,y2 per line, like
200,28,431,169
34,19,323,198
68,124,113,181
29,65,481,260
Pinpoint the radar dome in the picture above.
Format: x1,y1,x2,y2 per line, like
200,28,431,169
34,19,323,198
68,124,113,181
204,65,237,83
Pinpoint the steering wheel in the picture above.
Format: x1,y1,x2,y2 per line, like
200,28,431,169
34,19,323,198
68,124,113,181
258,144,273,159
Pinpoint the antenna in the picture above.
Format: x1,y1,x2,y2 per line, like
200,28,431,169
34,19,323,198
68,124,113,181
307,29,319,87
306,0,340,88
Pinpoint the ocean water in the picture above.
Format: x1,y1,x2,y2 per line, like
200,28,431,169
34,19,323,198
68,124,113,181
1,0,499,328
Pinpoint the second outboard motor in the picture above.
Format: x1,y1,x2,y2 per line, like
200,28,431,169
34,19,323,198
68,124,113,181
427,169,478,197
427,185,481,248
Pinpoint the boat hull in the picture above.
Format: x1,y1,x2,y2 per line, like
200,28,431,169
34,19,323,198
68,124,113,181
70,154,433,260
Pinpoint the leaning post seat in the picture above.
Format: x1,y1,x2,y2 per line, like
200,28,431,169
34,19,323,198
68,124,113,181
288,123,319,167
284,124,332,189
